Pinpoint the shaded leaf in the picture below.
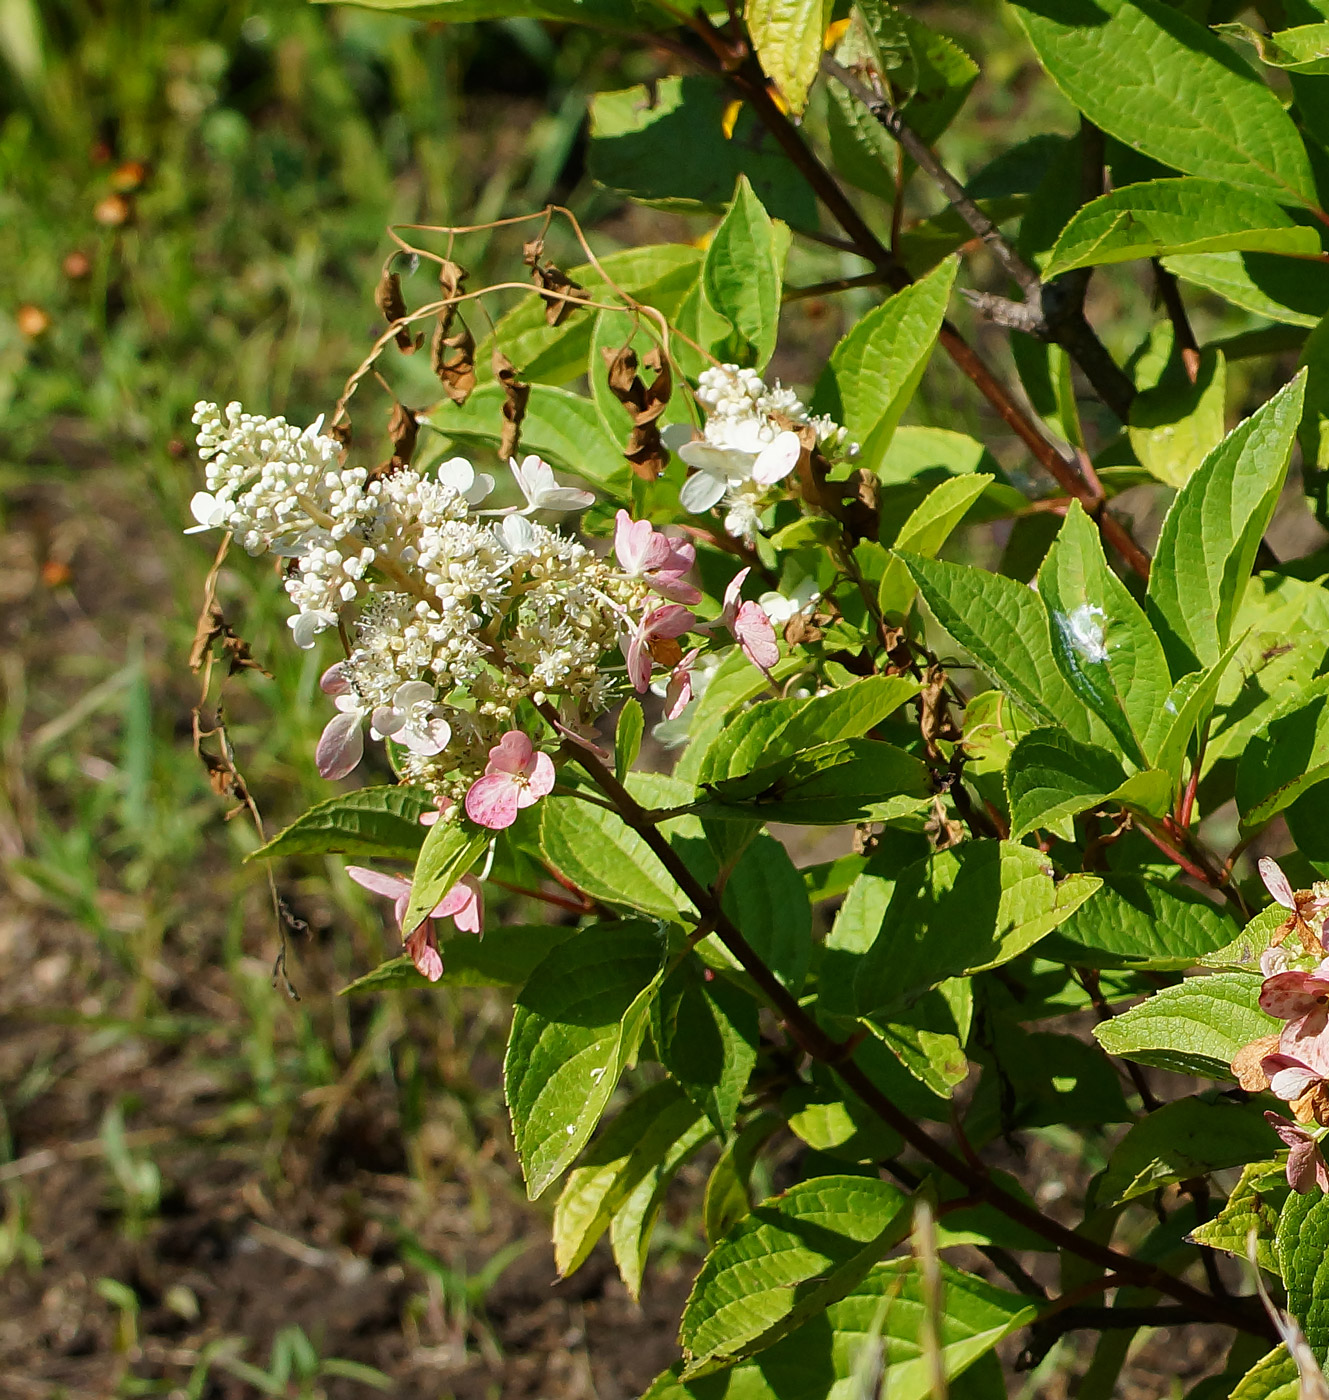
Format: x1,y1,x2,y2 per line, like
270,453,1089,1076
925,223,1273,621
248,786,432,861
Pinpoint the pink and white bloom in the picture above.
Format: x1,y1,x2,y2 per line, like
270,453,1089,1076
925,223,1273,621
676,427,802,513
620,604,696,693
1260,855,1329,953
346,865,484,983
464,730,556,829
370,680,451,757
1266,1112,1329,1194
664,647,701,720
510,454,595,514
613,510,702,604
316,663,367,780
700,567,779,676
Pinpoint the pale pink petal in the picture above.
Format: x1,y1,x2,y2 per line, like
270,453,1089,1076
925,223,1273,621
405,925,444,982
1261,856,1297,910
721,567,751,625
316,711,364,780
645,603,696,640
735,601,779,674
614,511,656,574
1268,1111,1311,1149
1262,946,1291,978
1288,1136,1322,1194
465,773,521,829
320,662,351,696
435,876,483,935
370,705,404,739
1280,1011,1329,1075
393,893,411,931
649,575,703,605
623,626,653,693
1265,1057,1322,1102
486,730,535,776
346,866,414,901
1261,972,1329,1020
751,431,801,486
665,648,699,720
522,750,556,803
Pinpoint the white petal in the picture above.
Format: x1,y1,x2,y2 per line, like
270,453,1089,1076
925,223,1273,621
403,717,451,756
660,422,696,451
436,456,475,494
535,485,595,511
752,431,801,485
393,680,436,710
679,440,750,477
289,610,334,649
370,705,404,739
500,513,536,554
465,473,495,505
679,470,728,513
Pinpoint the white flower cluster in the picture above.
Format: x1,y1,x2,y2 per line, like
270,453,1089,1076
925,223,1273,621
190,401,635,804
667,365,857,544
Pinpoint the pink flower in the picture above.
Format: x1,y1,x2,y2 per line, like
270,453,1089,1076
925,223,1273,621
715,567,779,676
1267,1112,1329,1193
620,604,696,693
664,647,701,720
613,510,702,604
346,865,484,983
1260,855,1329,953
464,731,556,829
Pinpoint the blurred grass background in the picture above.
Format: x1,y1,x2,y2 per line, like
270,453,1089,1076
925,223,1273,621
0,0,1299,1394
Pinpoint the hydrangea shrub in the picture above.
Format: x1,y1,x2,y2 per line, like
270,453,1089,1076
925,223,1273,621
188,0,1329,1392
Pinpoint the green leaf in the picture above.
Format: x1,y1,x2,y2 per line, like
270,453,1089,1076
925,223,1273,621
1220,21,1329,74
1005,728,1170,842
853,841,1101,1017
1100,1097,1279,1205
1038,500,1173,765
1229,1347,1301,1400
697,737,931,826
1150,637,1243,783
1163,251,1329,329
1129,348,1227,490
700,176,790,370
314,0,665,25
878,424,1000,486
745,0,833,115
678,1174,912,1376
1277,1189,1329,1358
1237,675,1329,828
849,3,979,143
426,383,631,497
1093,972,1276,1079
813,259,957,470
480,244,701,388
539,796,693,921
1047,874,1240,971
878,474,993,617
702,1113,783,1245
697,676,919,786
902,552,1097,739
588,75,817,227
1010,0,1315,203
645,1259,1035,1400
615,699,644,785
552,1082,702,1277
825,80,897,201
717,833,814,995
1190,1160,1289,1275
611,1113,713,1300
504,921,663,1199
248,786,432,861
864,983,971,1098
1045,179,1321,277
402,822,487,935
1146,372,1306,675
654,959,760,1132
340,924,576,994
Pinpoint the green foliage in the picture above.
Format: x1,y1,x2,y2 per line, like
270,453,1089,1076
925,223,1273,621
1278,1189,1329,1358
249,786,433,860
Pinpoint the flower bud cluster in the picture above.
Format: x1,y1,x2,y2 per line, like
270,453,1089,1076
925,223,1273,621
669,364,857,544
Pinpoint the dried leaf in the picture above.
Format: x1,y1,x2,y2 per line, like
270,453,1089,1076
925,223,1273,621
432,317,476,405
1230,1033,1280,1092
493,348,531,460
600,343,673,480
524,237,589,327
918,664,960,757
373,400,419,478
374,265,422,354
190,604,271,677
